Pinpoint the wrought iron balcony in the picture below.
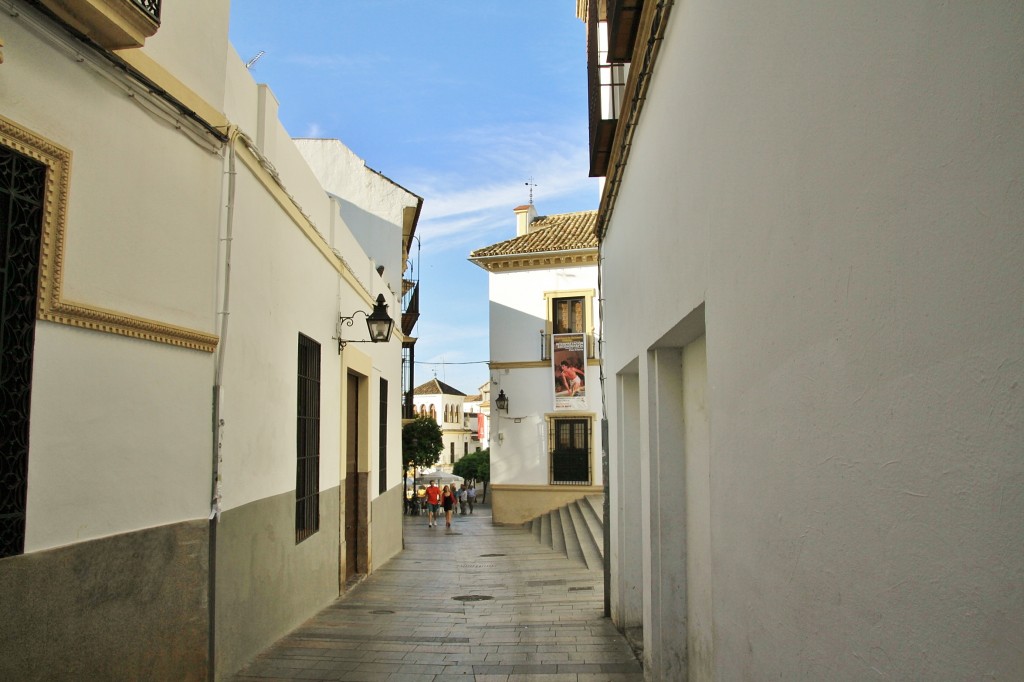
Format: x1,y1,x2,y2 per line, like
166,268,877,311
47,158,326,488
132,0,162,24
39,0,162,49
606,0,643,62
401,281,420,337
586,1,628,177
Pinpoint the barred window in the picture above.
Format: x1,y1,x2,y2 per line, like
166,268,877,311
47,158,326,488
549,418,592,485
296,334,321,542
1,144,47,558
378,378,388,495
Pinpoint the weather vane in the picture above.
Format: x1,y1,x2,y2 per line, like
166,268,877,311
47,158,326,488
524,178,538,205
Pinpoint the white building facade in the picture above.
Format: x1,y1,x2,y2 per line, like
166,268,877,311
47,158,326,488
412,378,477,467
0,1,418,678
579,0,1024,680
470,206,603,525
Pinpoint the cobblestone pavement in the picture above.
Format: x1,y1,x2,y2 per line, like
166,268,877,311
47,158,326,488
231,504,642,682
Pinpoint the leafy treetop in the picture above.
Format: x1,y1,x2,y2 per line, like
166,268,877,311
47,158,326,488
402,416,443,471
453,448,489,484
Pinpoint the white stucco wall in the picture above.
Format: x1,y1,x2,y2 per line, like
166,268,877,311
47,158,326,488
216,81,406,513
602,2,1024,679
295,139,416,297
2,9,221,550
487,264,603,487
489,266,599,363
133,0,231,110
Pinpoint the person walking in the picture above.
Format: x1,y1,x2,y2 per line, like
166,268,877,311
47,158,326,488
425,480,441,528
467,484,476,514
458,484,469,515
441,485,456,528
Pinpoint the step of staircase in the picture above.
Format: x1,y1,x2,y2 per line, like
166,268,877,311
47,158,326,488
568,500,603,571
577,497,604,559
560,505,586,566
523,494,606,571
583,495,604,525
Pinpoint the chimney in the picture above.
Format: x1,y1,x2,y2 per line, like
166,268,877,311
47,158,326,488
514,204,537,236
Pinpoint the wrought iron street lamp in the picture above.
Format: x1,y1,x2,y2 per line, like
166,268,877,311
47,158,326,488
337,294,395,353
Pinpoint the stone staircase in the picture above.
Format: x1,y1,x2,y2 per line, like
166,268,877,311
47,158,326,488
525,494,605,571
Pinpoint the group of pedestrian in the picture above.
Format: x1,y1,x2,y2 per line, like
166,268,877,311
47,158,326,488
422,480,476,528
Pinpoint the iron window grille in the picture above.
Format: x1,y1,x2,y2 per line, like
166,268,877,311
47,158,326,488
378,379,388,495
549,418,592,485
296,334,321,542
0,144,46,558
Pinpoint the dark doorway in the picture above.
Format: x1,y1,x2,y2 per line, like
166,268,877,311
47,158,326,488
345,373,360,580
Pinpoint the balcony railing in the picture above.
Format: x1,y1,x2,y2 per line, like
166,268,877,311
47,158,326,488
401,282,420,336
39,0,161,48
133,0,162,24
587,6,628,176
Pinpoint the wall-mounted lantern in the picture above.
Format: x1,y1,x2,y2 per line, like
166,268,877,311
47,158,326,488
337,294,394,353
494,389,509,413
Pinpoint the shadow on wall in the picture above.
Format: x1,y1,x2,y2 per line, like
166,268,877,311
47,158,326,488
336,196,403,289
489,302,551,484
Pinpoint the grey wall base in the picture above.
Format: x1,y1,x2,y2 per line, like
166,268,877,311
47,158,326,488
0,519,209,681
215,486,340,680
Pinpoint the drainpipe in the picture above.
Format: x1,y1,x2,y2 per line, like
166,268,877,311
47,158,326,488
209,125,240,680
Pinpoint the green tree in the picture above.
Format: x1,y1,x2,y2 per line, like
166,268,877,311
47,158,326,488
402,416,443,474
453,448,490,502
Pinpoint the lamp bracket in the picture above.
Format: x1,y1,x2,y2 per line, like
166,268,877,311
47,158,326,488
335,311,370,352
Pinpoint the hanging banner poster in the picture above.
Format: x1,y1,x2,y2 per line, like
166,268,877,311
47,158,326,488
553,333,587,410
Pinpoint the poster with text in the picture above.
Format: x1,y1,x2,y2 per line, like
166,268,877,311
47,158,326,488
553,333,587,410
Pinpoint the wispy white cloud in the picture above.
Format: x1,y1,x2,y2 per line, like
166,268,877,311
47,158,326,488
304,122,325,137
405,120,599,254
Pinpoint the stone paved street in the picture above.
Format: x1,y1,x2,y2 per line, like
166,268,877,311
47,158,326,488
230,503,642,682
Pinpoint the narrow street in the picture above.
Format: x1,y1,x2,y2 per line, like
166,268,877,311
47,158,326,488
231,504,642,681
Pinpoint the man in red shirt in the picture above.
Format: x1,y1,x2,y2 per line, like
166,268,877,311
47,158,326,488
425,480,441,528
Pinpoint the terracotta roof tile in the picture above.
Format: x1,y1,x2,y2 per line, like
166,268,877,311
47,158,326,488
470,210,598,259
413,378,467,396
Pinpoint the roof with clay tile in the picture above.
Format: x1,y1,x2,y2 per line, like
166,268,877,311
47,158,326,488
469,210,598,259
413,378,467,397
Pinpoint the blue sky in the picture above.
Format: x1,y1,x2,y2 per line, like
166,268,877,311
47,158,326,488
228,2,600,395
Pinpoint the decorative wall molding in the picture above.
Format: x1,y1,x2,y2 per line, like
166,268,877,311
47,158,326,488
0,114,219,353
474,251,598,273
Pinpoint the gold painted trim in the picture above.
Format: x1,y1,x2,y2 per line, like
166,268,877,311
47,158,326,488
234,140,373,308
39,0,159,50
0,114,219,353
114,49,230,131
473,251,598,273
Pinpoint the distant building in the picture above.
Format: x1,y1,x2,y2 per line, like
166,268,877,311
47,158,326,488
462,392,486,451
412,379,476,467
470,205,603,524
